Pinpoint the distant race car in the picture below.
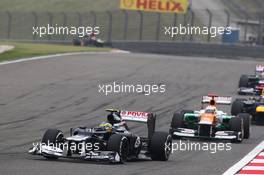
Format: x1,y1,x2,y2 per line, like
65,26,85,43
238,64,264,95
72,34,104,47
231,91,264,124
170,94,250,143
29,109,172,163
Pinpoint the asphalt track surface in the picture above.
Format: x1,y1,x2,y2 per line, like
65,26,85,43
0,52,264,175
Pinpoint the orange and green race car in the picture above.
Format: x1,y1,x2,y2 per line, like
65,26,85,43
170,94,250,143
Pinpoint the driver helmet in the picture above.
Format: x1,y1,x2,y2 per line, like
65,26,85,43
205,105,217,114
98,122,113,132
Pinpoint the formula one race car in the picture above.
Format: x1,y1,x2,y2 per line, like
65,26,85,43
238,64,264,95
72,33,104,47
170,94,250,143
29,109,172,163
231,92,264,124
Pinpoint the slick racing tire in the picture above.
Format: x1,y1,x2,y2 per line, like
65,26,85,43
231,100,244,116
239,75,249,88
82,38,91,46
149,132,172,161
41,129,64,159
170,112,184,139
72,38,81,46
171,112,184,128
238,113,250,139
107,134,129,163
229,117,243,143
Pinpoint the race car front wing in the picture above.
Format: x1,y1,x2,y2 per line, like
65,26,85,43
238,87,262,95
170,128,242,141
28,144,121,163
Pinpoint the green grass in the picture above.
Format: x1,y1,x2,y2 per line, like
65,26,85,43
0,0,119,12
0,41,110,61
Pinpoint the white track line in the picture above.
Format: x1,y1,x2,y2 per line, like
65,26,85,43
223,141,264,175
0,50,130,66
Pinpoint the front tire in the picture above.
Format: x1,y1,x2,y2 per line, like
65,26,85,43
171,112,184,129
229,117,243,143
107,134,129,162
41,129,64,159
149,132,172,161
72,38,81,46
238,113,250,139
170,112,184,139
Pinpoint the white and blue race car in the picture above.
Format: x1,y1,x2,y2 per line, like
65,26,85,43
29,109,172,163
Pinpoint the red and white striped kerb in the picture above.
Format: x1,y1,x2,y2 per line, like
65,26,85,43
236,150,264,175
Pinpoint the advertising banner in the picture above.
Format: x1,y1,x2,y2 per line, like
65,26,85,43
120,0,189,14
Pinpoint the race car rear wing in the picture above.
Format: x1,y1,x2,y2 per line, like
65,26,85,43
202,95,232,105
120,111,150,123
120,110,156,139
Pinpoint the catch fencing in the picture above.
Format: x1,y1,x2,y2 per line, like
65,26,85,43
0,9,263,45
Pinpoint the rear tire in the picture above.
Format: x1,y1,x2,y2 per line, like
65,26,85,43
82,38,91,46
229,117,243,143
107,134,129,162
231,100,244,116
238,113,250,139
41,129,64,159
149,132,172,161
